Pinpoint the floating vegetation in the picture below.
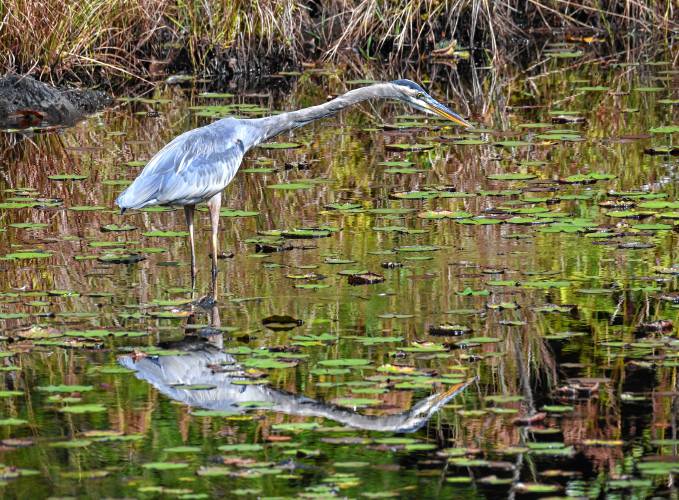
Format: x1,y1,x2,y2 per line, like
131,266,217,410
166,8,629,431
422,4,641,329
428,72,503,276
385,143,435,151
259,142,302,149
47,173,87,181
267,182,314,190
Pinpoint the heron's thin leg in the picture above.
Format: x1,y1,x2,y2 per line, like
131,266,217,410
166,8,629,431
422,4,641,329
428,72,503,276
206,193,222,290
207,305,223,348
184,205,197,289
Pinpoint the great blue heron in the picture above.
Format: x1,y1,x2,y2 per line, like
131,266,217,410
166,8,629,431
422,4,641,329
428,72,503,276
119,334,473,433
116,79,471,287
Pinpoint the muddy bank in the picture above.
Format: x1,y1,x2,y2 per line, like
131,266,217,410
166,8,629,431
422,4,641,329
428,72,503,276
0,74,112,129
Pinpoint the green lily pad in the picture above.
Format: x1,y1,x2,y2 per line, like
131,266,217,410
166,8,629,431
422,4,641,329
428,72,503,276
494,140,532,147
487,173,537,181
0,418,28,426
69,206,107,211
318,358,370,367
48,174,87,181
9,222,48,229
38,385,94,393
259,142,302,149
59,404,107,414
5,251,52,260
267,183,314,190
394,245,439,253
142,462,189,471
418,210,471,219
649,125,679,134
333,398,381,407
219,209,259,217
385,143,435,151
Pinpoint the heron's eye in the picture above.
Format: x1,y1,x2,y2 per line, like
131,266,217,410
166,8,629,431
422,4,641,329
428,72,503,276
416,92,425,99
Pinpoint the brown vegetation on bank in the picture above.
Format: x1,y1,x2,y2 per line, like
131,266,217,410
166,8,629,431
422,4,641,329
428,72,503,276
0,0,675,85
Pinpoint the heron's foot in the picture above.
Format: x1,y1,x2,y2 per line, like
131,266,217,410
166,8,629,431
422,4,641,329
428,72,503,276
195,295,217,310
196,325,221,338
189,268,197,291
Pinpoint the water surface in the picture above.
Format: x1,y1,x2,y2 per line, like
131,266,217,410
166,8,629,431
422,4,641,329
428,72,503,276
0,48,677,498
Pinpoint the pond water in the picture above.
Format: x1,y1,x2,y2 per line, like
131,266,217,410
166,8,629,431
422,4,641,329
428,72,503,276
0,45,677,498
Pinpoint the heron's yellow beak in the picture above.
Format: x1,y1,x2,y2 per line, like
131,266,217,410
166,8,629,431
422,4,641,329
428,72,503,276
431,379,473,405
424,100,472,128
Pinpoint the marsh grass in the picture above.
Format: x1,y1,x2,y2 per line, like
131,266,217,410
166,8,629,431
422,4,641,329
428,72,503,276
0,0,674,84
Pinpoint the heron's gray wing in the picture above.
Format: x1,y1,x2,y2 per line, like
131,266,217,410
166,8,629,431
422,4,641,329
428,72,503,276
116,122,245,209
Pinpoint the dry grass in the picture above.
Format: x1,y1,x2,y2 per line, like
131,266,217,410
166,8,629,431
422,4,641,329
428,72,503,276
0,0,311,84
0,0,674,85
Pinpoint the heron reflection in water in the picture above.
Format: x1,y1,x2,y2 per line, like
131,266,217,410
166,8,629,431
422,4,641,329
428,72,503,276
118,305,473,433
116,80,472,289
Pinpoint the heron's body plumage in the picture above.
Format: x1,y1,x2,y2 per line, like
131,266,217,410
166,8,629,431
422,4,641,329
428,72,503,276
116,118,249,210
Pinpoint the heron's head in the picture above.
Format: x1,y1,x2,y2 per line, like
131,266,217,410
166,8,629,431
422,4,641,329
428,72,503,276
390,79,472,128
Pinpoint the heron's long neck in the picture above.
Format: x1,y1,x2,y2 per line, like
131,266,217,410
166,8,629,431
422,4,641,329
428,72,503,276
280,401,416,432
249,83,395,146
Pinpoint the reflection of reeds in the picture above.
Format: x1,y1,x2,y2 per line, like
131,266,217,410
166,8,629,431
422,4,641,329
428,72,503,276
0,1,674,83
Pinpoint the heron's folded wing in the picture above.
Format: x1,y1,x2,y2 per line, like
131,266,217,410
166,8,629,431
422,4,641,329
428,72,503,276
116,125,245,209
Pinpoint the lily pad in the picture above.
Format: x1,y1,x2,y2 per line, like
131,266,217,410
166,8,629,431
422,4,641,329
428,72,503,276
267,183,314,190
48,174,87,181
487,173,537,181
59,404,107,414
318,359,370,368
259,142,302,149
